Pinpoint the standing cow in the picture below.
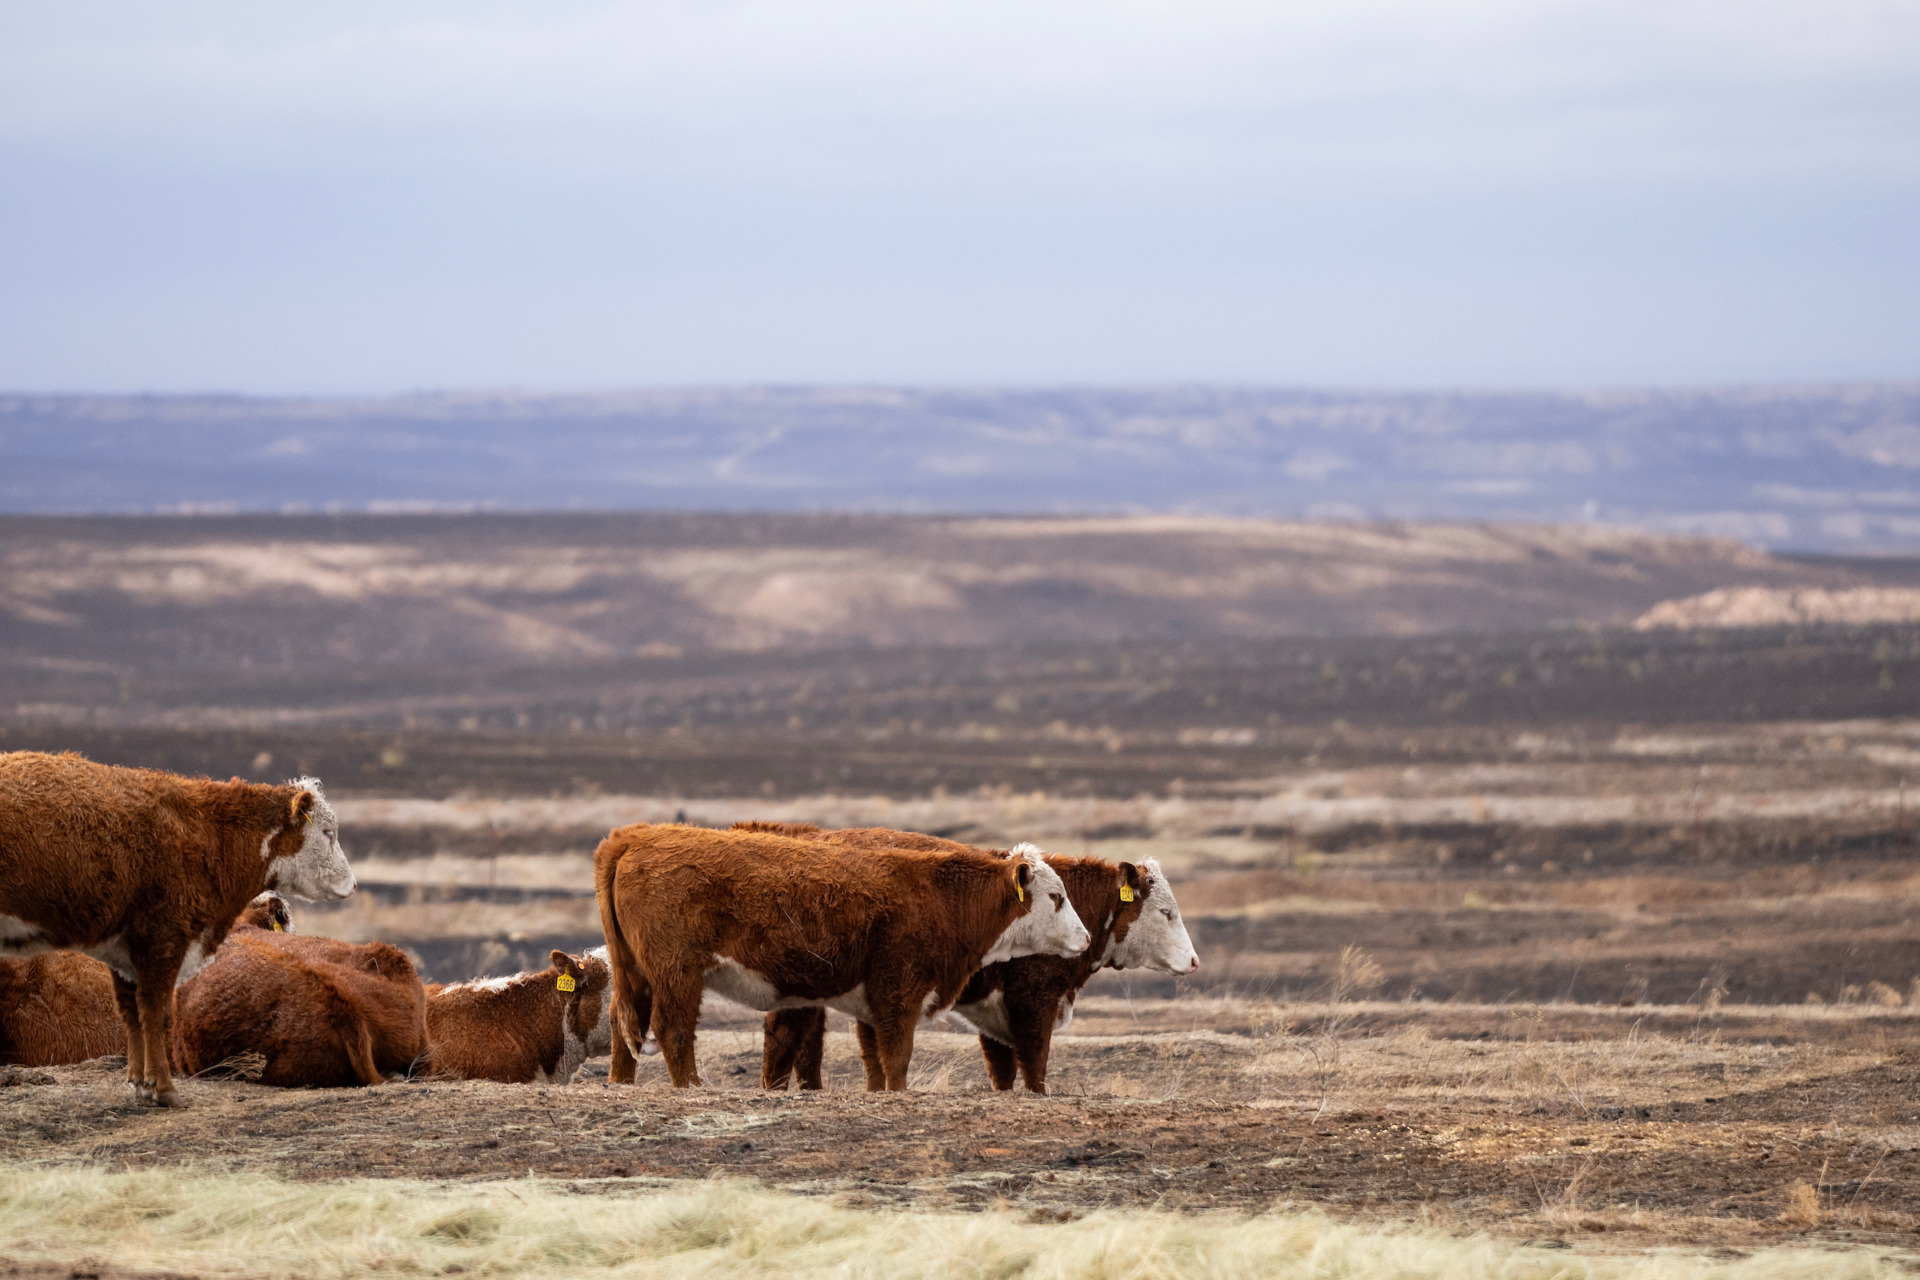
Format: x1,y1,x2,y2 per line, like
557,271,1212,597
0,752,356,1106
596,823,1090,1089
758,826,1200,1093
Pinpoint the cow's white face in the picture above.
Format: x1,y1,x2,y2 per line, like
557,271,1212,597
267,780,357,902
983,845,1091,963
577,948,614,1058
1110,858,1200,974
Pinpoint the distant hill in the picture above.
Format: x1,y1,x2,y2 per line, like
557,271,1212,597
3,513,1917,760
5,384,1920,552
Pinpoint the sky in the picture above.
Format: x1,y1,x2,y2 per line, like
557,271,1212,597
2,1,1917,394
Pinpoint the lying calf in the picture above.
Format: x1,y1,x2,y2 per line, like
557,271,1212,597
426,948,612,1083
0,893,292,1069
171,922,427,1088
597,822,1091,1089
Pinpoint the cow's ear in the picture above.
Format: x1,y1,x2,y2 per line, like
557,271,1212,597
1119,862,1142,904
289,790,315,826
1014,861,1033,901
550,949,575,974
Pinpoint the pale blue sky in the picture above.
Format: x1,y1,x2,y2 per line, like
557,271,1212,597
2,1,1916,393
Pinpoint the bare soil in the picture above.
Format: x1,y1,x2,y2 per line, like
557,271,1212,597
6,999,1919,1256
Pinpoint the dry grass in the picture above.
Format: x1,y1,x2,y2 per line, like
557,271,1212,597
0,1164,1909,1280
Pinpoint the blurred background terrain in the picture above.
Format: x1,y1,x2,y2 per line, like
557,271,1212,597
3,508,1915,1011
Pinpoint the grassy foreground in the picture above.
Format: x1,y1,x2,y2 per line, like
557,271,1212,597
0,1165,1908,1280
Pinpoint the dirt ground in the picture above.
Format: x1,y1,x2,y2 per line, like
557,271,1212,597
6,998,1919,1259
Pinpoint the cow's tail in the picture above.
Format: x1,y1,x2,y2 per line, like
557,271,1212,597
594,837,649,1079
343,1015,383,1086
314,969,386,1086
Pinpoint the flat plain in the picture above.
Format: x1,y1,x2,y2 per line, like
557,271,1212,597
4,514,1919,1275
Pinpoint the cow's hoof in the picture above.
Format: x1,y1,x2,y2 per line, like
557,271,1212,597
153,1090,187,1109
127,1081,153,1101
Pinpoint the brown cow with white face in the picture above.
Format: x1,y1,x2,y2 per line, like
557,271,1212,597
0,892,294,1069
596,822,1090,1090
0,752,355,1105
756,826,1200,1094
426,948,613,1084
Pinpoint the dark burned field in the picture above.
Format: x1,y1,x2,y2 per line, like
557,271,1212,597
7,1000,1920,1254
5,516,1920,1270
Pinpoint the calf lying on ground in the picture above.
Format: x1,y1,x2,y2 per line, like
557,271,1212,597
171,923,426,1088
426,948,613,1083
759,826,1200,1093
0,752,355,1105
597,822,1091,1089
0,891,294,1069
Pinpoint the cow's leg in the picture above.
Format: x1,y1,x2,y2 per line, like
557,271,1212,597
133,967,184,1107
648,968,704,1088
608,978,653,1085
609,1024,637,1084
761,1010,802,1090
978,1036,1018,1090
852,1020,887,1092
111,973,148,1100
1005,998,1056,1095
795,1007,826,1091
868,1016,917,1092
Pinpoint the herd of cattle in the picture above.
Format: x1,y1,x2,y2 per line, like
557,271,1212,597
0,751,1200,1105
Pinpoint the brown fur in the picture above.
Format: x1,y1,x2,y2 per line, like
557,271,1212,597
756,828,1145,1095
0,951,123,1066
0,892,293,1069
596,822,1045,1090
425,950,610,1084
171,931,427,1088
0,751,322,1105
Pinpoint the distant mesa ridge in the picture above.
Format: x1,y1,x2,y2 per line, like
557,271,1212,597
4,383,1920,553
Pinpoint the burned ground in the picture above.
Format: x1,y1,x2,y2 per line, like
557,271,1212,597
5,999,1919,1255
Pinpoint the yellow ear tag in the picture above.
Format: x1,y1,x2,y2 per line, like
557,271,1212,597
271,919,284,932
1015,885,1024,902
556,974,577,993
1120,885,1135,903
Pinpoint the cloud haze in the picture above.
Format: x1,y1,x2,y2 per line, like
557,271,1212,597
2,1,1915,391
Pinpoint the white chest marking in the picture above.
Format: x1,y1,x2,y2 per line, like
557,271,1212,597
81,935,135,982
702,956,782,1011
176,934,217,985
824,983,873,1022
0,914,50,954
951,990,1013,1045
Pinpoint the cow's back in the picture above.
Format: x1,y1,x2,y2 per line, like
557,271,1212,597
602,824,899,968
0,752,196,943
0,951,124,1066
174,934,427,1087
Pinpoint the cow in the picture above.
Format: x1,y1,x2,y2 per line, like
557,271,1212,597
0,752,355,1106
425,948,613,1084
596,822,1091,1089
757,826,1201,1093
171,930,428,1088
0,891,294,1069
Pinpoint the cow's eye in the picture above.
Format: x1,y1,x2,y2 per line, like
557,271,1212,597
1161,909,1175,921
1050,893,1065,910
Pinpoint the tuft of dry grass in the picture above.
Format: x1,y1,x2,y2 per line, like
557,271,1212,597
0,1163,1909,1280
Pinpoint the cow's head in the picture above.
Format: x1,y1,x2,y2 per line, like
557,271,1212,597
566,947,615,1059
239,891,295,933
1106,858,1199,975
982,844,1091,963
265,779,357,902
